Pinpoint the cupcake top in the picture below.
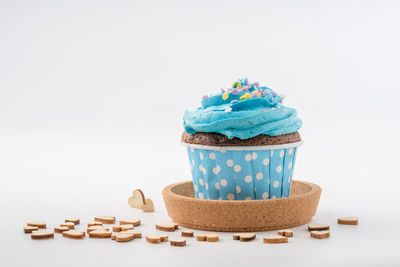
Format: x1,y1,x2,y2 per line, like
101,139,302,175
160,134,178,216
183,78,302,140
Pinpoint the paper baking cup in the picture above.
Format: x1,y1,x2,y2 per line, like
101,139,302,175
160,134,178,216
182,141,302,200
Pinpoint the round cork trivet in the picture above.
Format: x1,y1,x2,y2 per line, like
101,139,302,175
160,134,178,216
162,180,321,232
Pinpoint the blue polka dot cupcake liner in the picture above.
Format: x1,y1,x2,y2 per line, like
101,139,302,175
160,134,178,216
183,141,302,200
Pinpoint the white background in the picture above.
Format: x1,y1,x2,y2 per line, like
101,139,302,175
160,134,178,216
1,0,400,266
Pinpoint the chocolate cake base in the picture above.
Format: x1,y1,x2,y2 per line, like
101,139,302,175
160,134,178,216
181,131,301,146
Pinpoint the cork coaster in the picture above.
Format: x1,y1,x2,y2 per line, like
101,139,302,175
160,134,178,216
31,231,54,240
277,229,293,237
24,226,39,234
310,230,330,239
87,226,109,233
60,222,75,229
181,230,194,237
65,218,80,225
116,232,135,242
156,223,176,232
206,233,219,242
89,230,112,238
128,189,146,209
88,222,103,227
120,219,141,227
54,226,70,233
160,234,168,242
170,239,186,247
141,199,155,212
263,235,288,244
308,224,329,231
338,217,358,225
146,235,161,244
63,230,85,239
94,216,115,224
239,233,256,242
27,221,46,229
196,234,207,241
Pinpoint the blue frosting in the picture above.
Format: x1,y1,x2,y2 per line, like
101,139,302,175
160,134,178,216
183,79,302,139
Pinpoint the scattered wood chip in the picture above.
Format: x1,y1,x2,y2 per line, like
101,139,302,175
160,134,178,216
146,234,161,244
310,230,330,239
120,219,141,227
123,230,142,238
88,221,103,227
239,233,256,242
63,230,85,239
156,223,176,232
206,233,219,242
60,222,75,229
24,226,39,234
27,221,46,229
308,223,329,231
31,231,54,240
54,226,70,233
338,217,358,225
94,216,115,224
141,199,154,212
87,226,109,233
128,189,146,209
196,234,207,241
65,218,80,225
263,235,288,244
113,225,122,232
277,229,293,237
160,234,168,242
233,233,241,240
121,225,134,231
170,239,186,247
181,230,194,237
174,223,179,229
89,230,112,238
116,232,135,242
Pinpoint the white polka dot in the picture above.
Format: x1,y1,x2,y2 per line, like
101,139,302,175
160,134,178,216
252,152,258,160
263,158,270,166
288,162,292,169
276,165,282,173
289,148,293,155
215,182,220,190
271,196,276,199
191,148,194,153
205,183,208,190
256,172,263,180
209,152,216,160
245,196,252,200
220,148,227,153
192,159,195,166
262,192,269,199
199,178,204,186
234,165,241,172
227,193,235,200
199,164,203,171
245,154,252,161
198,192,203,199
273,180,279,188
270,150,274,156
199,152,203,160
288,176,291,183
213,165,221,175
194,185,198,191
245,175,252,183
236,186,241,194
280,150,285,158
220,179,228,187
227,159,234,167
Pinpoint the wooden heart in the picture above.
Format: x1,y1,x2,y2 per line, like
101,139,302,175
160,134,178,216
128,189,145,209
141,198,154,212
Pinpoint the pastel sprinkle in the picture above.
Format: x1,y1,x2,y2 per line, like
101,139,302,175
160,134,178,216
231,100,238,104
251,91,259,98
239,92,251,100
224,107,232,113
232,88,239,95
221,88,225,93
242,86,249,91
254,82,259,87
202,95,208,100
272,91,277,96
222,92,229,100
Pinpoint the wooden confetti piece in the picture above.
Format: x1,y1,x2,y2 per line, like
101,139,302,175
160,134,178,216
141,199,154,212
338,217,358,225
113,225,122,232
63,230,85,239
196,234,207,241
310,230,330,239
123,230,142,238
89,230,112,238
233,233,241,240
146,234,161,244
174,223,179,229
263,235,288,244
128,189,146,209
54,226,70,233
156,223,176,232
206,233,219,242
27,221,46,229
181,230,194,237
88,221,103,227
160,234,168,242
94,216,115,224
65,218,80,225
239,233,256,242
87,226,109,233
308,223,329,231
170,239,186,247
24,226,39,234
60,222,75,229
121,225,133,231
120,219,141,227
277,229,293,237
31,231,54,240
116,232,135,242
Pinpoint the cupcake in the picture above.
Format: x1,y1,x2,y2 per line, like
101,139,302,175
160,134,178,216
182,78,302,200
